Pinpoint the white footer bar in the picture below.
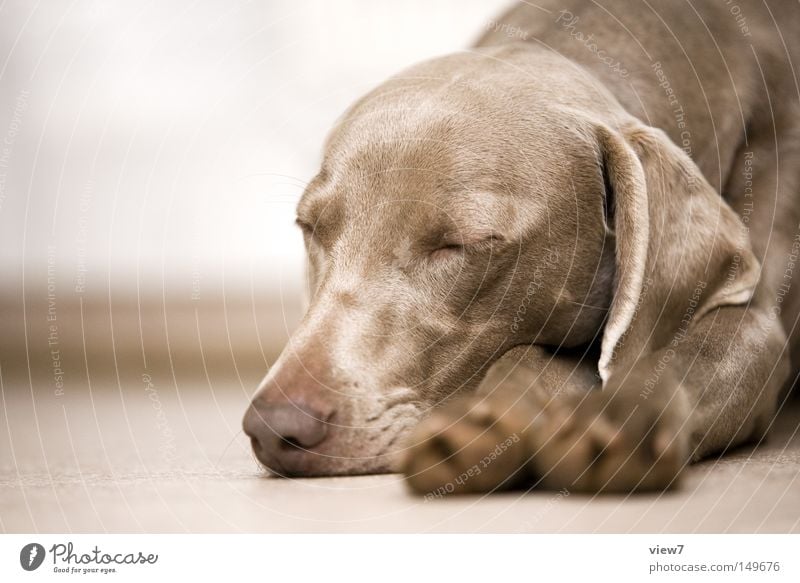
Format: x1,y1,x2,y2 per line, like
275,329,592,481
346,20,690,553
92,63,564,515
1,534,797,582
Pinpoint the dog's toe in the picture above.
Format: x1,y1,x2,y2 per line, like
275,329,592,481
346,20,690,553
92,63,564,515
402,382,689,496
402,396,533,497
530,389,689,493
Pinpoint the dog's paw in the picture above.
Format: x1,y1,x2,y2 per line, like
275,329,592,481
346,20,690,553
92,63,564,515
401,366,689,496
401,393,536,497
530,379,690,493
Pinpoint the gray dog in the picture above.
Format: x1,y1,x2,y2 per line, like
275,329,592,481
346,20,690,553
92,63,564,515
243,0,800,494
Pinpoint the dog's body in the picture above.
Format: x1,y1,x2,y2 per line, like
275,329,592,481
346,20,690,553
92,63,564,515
244,1,800,493
479,2,800,340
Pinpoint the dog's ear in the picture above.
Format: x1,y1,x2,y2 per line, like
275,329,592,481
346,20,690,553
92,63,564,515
596,122,760,384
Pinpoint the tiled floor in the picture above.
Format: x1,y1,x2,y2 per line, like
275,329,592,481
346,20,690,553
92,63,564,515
2,372,799,533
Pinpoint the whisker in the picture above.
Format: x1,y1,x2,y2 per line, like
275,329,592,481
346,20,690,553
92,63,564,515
214,428,246,470
565,299,609,311
376,387,416,406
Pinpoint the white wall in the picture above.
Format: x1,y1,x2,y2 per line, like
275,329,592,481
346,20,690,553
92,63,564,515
0,0,511,297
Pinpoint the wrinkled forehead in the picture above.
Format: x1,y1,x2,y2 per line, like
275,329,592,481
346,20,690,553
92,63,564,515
298,65,601,240
297,162,512,246
299,101,509,226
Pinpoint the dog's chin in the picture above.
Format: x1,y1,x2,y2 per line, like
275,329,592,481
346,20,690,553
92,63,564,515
253,438,409,478
264,464,397,479
258,455,402,479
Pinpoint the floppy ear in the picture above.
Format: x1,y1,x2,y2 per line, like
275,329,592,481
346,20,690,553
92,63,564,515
596,122,760,384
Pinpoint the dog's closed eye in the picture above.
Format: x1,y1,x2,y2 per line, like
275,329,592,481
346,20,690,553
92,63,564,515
295,218,315,236
429,234,504,261
430,243,466,261
296,218,333,245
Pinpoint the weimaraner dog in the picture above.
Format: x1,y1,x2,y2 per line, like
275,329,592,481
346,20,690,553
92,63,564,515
244,0,800,494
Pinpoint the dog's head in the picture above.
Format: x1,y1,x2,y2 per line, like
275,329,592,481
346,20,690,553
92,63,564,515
243,46,757,476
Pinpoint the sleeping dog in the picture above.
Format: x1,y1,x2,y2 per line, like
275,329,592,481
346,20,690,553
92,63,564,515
243,0,800,494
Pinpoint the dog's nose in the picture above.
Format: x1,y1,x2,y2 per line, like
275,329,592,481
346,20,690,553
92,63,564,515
243,398,334,475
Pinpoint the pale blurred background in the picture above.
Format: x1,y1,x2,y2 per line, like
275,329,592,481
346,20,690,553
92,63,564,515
0,0,511,381
1,0,523,533
3,1,799,534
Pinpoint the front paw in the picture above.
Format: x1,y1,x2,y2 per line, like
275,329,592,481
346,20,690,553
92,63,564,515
539,367,690,493
401,365,690,496
401,391,539,496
